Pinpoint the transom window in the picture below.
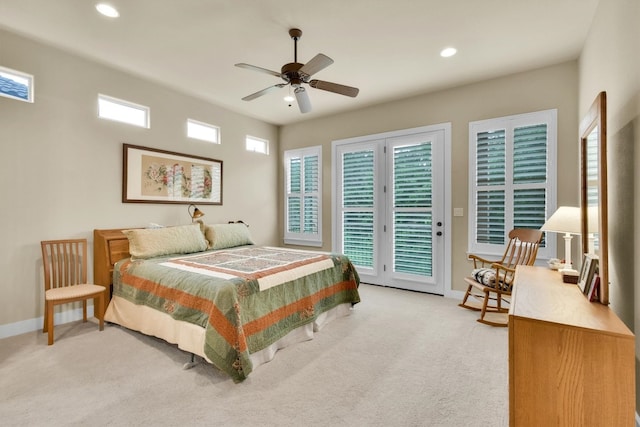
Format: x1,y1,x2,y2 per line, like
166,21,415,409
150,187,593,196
0,65,34,103
246,135,269,154
98,94,149,128
187,119,220,144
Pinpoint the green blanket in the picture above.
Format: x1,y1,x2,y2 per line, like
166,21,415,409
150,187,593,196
113,246,360,381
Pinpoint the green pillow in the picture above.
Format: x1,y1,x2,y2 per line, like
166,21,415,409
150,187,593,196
205,223,254,250
123,224,208,259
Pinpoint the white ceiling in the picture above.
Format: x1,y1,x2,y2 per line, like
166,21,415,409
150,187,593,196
0,0,599,125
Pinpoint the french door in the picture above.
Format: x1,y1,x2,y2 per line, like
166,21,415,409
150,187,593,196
333,125,447,294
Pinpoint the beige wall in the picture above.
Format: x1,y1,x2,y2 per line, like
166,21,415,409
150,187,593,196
578,0,640,412
0,30,279,331
280,61,579,295
5,3,634,409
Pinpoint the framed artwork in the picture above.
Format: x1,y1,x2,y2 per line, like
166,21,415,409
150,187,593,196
578,254,599,294
123,143,222,204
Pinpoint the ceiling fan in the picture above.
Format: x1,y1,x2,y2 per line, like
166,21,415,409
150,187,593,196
235,28,359,114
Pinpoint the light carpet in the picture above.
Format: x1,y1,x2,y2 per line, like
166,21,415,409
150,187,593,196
0,284,508,426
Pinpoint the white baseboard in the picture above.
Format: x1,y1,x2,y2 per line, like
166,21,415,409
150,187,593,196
636,411,640,427
0,306,96,339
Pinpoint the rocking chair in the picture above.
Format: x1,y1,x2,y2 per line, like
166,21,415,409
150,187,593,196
459,228,543,326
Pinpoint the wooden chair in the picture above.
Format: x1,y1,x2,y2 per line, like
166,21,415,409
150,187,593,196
459,228,543,326
41,239,106,345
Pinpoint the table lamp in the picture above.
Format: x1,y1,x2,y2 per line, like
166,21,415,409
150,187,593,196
541,206,581,272
188,204,205,223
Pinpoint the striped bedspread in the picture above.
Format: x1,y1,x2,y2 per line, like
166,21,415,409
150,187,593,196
112,246,360,381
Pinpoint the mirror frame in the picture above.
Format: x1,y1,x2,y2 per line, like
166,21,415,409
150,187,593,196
579,91,608,304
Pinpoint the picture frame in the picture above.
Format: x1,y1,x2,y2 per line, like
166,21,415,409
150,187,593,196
123,143,222,204
578,253,599,294
586,272,600,302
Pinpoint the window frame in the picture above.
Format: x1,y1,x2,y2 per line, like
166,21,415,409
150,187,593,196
468,109,557,260
246,135,269,154
98,94,149,128
187,118,220,144
0,65,34,103
284,146,322,247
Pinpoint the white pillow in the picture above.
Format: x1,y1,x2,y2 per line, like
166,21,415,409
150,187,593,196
205,223,254,250
123,224,208,259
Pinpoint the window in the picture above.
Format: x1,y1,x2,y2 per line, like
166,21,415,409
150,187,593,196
187,119,220,144
0,65,34,103
468,109,557,259
246,135,269,154
98,94,149,128
284,146,322,247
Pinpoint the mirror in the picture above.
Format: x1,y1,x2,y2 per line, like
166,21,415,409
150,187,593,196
579,91,608,304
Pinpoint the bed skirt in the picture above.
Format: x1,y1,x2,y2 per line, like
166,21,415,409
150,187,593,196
104,296,354,372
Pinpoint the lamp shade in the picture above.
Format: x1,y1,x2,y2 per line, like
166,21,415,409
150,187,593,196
541,206,581,234
188,204,205,221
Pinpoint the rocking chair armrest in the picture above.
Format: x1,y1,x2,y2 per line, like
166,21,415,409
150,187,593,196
490,263,517,290
468,254,499,268
490,263,516,274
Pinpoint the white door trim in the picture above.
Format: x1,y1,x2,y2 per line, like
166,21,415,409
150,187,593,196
332,123,452,295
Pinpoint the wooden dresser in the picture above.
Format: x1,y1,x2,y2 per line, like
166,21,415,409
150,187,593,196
93,228,131,305
509,265,635,426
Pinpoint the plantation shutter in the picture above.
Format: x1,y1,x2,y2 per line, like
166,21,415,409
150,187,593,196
287,156,301,232
586,131,599,206
393,143,433,276
284,147,321,246
470,110,556,257
303,155,319,233
586,130,600,250
342,150,375,267
475,130,506,244
513,124,547,231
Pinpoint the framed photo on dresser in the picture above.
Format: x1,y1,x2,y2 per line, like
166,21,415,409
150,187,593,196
586,272,600,301
578,254,598,294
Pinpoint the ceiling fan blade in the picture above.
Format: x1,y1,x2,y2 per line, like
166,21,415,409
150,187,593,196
235,63,282,78
309,79,359,97
294,87,312,113
242,84,286,101
299,54,334,78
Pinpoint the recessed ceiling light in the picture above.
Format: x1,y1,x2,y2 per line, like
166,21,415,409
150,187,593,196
440,47,457,58
284,95,295,103
96,3,119,18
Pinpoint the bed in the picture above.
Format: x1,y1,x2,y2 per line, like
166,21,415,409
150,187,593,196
94,223,360,382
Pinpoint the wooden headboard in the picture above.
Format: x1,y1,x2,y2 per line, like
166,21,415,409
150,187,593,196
93,228,133,305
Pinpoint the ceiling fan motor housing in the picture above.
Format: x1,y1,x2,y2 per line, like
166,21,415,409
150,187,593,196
289,28,302,39
281,62,306,87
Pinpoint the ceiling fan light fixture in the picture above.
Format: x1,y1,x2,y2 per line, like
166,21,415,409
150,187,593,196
96,3,119,18
440,47,457,58
284,95,295,103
